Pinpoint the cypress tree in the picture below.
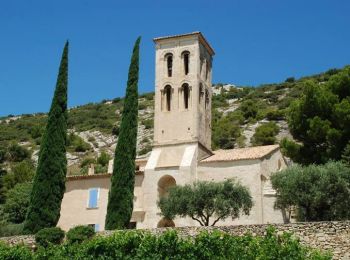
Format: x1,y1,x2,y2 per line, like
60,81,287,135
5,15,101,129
105,37,140,229
24,42,69,234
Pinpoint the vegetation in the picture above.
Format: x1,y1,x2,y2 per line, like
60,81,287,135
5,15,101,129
212,111,243,149
66,133,91,152
66,225,95,244
24,42,69,234
284,67,350,164
158,180,252,226
2,182,32,224
35,227,65,247
271,161,350,222
251,122,279,146
0,229,331,259
105,37,141,230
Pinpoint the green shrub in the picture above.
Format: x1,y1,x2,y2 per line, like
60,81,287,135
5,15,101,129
66,225,95,244
6,144,31,162
35,227,65,247
3,182,32,223
138,103,147,110
265,109,285,120
0,223,24,237
0,229,326,259
0,242,32,259
252,122,280,146
80,157,96,168
97,152,110,167
142,119,153,129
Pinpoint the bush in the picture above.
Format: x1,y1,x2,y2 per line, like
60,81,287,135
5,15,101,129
35,227,65,247
0,242,32,259
251,122,280,146
66,225,95,244
0,229,331,259
3,182,32,223
271,161,350,222
0,223,24,237
6,144,31,162
97,152,110,167
142,119,153,129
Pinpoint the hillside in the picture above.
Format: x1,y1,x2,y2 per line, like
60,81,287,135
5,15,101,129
0,66,347,175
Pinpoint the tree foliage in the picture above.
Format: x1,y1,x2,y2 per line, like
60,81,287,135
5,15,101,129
105,37,140,230
252,122,279,146
2,182,32,223
0,229,330,259
5,144,31,162
271,161,350,222
24,42,69,234
158,180,252,226
286,67,350,164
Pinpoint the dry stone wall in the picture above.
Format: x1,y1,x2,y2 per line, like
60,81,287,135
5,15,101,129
1,221,349,259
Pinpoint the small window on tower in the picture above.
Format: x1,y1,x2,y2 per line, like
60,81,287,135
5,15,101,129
182,83,190,109
205,59,210,80
165,53,173,77
164,85,172,111
205,89,209,109
199,83,204,104
182,51,190,75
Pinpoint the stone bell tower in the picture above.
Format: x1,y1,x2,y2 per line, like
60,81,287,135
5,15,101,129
151,32,215,166
141,32,214,228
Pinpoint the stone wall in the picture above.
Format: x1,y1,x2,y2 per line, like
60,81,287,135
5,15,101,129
1,221,349,259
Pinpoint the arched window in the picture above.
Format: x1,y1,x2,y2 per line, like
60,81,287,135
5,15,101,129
165,53,173,77
205,89,210,109
164,85,172,111
205,59,210,80
182,51,190,75
199,83,204,104
158,175,176,199
182,83,190,109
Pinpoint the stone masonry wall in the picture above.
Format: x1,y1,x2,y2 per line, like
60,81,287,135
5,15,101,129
1,221,349,259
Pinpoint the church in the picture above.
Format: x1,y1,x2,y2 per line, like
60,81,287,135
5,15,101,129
57,32,287,231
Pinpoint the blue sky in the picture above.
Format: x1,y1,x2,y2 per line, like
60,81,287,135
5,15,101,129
0,0,349,116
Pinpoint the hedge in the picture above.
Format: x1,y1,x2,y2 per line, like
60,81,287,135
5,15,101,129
0,228,331,259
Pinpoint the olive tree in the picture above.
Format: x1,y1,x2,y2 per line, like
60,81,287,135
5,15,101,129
271,161,350,222
158,179,253,226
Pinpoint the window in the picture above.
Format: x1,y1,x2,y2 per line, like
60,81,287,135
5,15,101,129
88,224,100,232
182,51,190,75
199,83,204,104
205,59,210,80
205,89,210,109
164,85,172,111
165,53,173,77
87,188,99,209
182,83,190,109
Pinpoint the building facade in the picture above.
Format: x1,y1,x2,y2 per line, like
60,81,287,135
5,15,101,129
57,32,287,231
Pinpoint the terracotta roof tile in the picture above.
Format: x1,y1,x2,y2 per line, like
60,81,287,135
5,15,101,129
200,145,280,163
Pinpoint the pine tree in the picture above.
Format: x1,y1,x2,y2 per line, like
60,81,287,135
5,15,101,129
24,42,69,234
105,37,140,230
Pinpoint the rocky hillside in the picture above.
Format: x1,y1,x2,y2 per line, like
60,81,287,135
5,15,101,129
0,66,347,174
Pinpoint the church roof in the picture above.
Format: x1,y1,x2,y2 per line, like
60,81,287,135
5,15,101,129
200,145,280,163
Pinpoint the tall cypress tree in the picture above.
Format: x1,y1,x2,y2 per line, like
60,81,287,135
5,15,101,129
105,37,140,230
24,42,69,234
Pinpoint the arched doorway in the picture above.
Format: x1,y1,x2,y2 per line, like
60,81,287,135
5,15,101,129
158,175,176,198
